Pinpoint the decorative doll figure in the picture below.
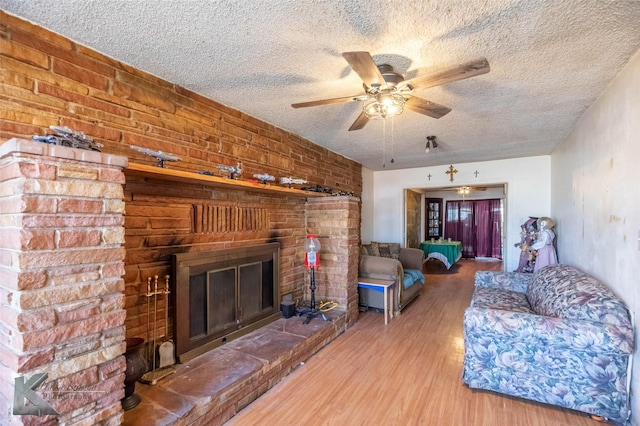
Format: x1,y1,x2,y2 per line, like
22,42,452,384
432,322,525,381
515,217,538,272
531,217,558,272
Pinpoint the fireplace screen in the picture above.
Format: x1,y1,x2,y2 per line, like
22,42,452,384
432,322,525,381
173,243,280,362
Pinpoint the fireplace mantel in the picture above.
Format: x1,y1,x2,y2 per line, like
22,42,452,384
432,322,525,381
125,162,330,198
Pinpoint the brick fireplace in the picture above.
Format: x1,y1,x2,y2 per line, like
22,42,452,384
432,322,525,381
0,139,361,424
123,170,362,358
0,139,128,425
0,11,363,423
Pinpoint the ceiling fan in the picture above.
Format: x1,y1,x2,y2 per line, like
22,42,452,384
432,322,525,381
292,51,490,131
445,186,488,194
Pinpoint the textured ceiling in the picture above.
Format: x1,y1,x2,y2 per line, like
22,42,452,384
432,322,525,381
3,1,640,171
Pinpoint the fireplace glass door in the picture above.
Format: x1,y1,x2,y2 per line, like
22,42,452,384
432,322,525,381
174,243,280,362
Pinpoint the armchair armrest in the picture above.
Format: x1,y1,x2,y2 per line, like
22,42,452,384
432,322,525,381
474,271,532,293
359,255,402,282
399,248,424,270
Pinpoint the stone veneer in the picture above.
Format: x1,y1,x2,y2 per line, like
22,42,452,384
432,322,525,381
0,139,127,425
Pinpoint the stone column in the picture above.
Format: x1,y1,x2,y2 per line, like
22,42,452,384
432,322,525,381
305,196,360,326
0,139,127,425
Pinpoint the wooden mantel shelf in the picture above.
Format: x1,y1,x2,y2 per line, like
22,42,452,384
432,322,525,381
124,162,330,197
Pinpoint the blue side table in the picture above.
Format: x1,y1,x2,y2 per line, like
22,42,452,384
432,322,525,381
357,277,395,325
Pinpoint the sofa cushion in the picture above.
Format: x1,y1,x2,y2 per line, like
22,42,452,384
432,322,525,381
526,264,631,327
471,287,535,314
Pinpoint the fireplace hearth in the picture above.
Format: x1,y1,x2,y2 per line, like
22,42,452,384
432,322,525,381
173,243,281,362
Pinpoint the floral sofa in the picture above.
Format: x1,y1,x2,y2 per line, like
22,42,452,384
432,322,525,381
463,264,634,423
359,242,425,314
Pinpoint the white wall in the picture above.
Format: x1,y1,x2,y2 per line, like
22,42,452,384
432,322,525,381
360,167,375,243
551,48,640,425
363,156,550,271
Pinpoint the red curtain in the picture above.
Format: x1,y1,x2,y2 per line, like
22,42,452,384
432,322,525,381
445,199,502,259
445,200,475,258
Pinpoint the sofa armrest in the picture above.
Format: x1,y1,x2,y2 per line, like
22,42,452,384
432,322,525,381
474,271,532,293
399,247,424,270
359,255,402,282
464,307,634,355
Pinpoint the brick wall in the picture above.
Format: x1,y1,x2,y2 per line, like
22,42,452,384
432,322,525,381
306,197,361,326
0,139,127,425
1,11,362,354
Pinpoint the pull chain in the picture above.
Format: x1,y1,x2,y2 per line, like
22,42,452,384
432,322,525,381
390,116,395,164
382,118,387,168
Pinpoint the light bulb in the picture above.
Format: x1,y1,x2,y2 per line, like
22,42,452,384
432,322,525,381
425,143,430,154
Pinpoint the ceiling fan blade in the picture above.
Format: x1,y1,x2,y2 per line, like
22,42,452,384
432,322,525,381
342,51,386,88
348,111,369,131
405,96,452,119
404,58,490,90
291,94,366,108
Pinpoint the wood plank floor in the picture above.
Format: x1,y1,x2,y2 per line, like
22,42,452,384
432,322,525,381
225,259,596,426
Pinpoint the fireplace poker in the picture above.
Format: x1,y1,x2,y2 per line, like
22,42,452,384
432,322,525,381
152,275,158,372
140,275,175,385
145,277,152,364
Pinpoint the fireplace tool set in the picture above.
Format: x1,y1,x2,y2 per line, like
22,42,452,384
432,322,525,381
140,275,176,385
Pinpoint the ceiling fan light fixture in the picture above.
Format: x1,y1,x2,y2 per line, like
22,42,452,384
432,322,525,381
363,93,406,119
457,186,471,195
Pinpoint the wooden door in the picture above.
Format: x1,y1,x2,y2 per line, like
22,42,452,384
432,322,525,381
425,198,443,239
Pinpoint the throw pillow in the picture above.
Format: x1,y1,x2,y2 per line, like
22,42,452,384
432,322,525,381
369,241,381,257
377,242,399,259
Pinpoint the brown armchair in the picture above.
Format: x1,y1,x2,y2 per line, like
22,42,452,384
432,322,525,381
359,242,425,315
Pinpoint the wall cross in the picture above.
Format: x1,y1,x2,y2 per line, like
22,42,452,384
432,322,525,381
446,165,458,182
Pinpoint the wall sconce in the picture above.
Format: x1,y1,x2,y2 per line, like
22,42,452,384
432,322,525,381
425,135,438,153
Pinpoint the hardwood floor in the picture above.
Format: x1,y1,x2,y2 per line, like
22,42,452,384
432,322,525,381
225,259,596,426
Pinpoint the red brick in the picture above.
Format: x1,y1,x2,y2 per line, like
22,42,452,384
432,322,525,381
56,365,99,392
0,38,49,69
12,27,113,75
53,59,109,91
98,168,126,185
17,247,125,270
17,310,126,351
0,343,55,372
23,162,56,179
101,263,125,279
0,268,47,291
112,81,175,113
0,229,56,250
0,120,42,137
98,354,126,380
21,215,124,228
57,198,103,214
57,304,101,324
15,308,58,332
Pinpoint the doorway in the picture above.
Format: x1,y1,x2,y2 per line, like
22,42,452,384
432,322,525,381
417,185,507,260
